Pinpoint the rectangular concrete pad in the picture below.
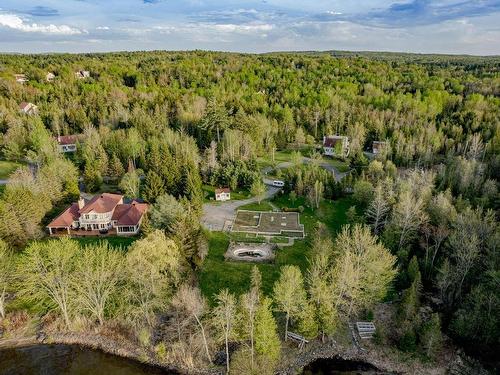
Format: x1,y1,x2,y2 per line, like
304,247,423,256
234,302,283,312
232,210,304,237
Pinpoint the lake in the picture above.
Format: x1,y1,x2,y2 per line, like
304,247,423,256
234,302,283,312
301,356,392,375
0,344,178,375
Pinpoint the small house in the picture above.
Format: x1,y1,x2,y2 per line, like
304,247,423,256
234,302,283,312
56,134,82,153
47,193,148,236
215,187,231,201
46,72,56,82
372,141,387,155
14,74,28,84
323,135,349,158
75,70,90,79
19,102,38,116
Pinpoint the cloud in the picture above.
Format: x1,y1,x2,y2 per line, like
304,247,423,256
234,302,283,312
25,6,59,17
0,13,84,34
357,0,500,27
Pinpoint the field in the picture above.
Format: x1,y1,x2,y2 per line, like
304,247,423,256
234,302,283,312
198,195,354,303
0,160,23,180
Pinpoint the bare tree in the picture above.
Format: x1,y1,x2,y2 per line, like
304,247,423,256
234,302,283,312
72,243,124,325
171,284,212,364
273,265,307,340
212,289,237,373
366,184,390,234
17,238,79,328
391,190,428,251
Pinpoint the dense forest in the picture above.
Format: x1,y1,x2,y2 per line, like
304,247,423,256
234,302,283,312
0,51,498,374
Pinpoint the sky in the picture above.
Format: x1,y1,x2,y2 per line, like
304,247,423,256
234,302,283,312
0,1,499,55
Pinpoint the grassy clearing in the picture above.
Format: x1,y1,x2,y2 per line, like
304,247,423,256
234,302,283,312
0,160,23,180
238,201,274,211
198,195,353,304
321,157,350,173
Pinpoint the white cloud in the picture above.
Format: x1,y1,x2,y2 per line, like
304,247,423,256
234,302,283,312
96,26,110,30
210,23,274,33
0,13,83,35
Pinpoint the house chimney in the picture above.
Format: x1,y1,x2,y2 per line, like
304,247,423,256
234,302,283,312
78,196,85,209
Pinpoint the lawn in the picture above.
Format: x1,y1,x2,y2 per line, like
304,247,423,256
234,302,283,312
0,160,23,180
238,201,274,211
320,157,350,173
198,195,354,304
202,184,251,202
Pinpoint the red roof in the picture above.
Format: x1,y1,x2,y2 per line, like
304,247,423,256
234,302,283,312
19,102,29,110
57,134,82,145
112,201,148,226
79,193,123,214
215,187,230,194
47,203,80,228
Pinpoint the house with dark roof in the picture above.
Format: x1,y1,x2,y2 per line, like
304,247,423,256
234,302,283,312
47,193,148,236
75,70,90,79
19,102,38,116
215,187,231,201
323,135,349,158
56,134,82,153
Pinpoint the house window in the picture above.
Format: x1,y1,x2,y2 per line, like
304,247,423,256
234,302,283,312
118,226,136,233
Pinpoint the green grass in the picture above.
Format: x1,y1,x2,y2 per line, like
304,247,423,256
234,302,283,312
238,201,274,211
198,195,354,304
0,160,23,180
320,157,350,173
202,184,251,202
72,236,136,250
198,231,310,305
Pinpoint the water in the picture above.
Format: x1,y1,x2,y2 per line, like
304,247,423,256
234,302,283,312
0,344,178,375
302,357,391,375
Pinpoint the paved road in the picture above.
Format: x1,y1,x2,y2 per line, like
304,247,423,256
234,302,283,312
202,160,351,231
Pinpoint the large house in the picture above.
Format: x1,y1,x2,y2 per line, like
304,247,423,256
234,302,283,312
75,70,90,79
47,193,148,236
323,135,350,158
56,134,82,153
215,187,231,201
19,102,38,116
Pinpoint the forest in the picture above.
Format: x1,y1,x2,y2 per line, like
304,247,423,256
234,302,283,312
0,50,498,374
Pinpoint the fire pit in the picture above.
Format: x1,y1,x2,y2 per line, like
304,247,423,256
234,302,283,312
225,242,275,262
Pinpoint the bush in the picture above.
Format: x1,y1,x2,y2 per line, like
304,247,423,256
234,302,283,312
298,205,304,213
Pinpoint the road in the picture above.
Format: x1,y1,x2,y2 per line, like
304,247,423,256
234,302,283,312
202,159,352,231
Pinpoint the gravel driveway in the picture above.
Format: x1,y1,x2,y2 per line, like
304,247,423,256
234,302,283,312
201,182,280,231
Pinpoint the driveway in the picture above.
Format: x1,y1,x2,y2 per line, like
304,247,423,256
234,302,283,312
201,159,351,231
201,183,280,231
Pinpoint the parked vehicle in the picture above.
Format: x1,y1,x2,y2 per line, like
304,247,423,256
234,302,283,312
272,180,285,187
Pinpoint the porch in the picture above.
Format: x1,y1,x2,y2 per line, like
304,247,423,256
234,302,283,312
48,227,120,237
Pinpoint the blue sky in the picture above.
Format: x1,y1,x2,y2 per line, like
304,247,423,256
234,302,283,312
0,1,499,54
